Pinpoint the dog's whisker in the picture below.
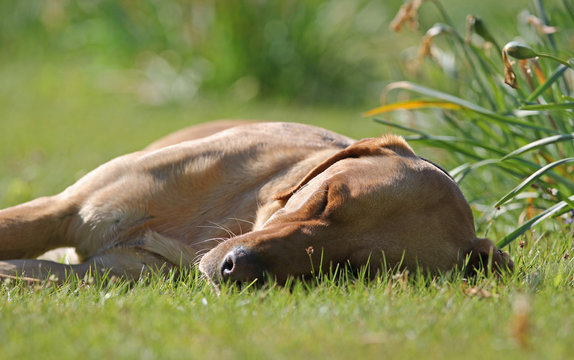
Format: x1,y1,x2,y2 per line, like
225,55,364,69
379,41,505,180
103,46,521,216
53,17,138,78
227,217,254,236
227,217,254,226
194,237,227,246
195,222,238,238
207,221,238,238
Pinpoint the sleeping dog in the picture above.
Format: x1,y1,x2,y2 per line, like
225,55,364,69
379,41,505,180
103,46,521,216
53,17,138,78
0,121,512,285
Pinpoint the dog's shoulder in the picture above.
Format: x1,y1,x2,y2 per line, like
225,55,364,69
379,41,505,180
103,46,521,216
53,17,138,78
221,122,355,150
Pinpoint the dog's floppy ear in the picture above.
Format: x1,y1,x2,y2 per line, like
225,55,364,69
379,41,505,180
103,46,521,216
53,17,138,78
465,238,514,275
274,135,416,203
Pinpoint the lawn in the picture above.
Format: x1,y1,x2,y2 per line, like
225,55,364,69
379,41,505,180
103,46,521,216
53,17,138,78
1,0,573,358
0,234,573,359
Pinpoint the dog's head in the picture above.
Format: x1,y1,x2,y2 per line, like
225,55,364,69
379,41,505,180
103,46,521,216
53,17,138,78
199,135,498,286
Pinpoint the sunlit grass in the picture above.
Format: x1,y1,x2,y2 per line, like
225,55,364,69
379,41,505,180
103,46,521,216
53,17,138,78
0,231,573,359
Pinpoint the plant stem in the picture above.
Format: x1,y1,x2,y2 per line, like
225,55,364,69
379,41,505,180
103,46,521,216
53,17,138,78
538,54,573,68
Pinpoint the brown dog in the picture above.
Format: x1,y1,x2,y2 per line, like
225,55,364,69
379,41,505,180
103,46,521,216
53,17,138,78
0,121,512,284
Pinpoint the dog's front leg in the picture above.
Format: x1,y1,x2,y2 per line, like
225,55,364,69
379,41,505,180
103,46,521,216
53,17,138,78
0,247,174,282
0,195,76,260
0,259,84,282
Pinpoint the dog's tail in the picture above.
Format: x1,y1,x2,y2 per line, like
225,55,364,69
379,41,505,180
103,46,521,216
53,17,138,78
465,238,514,275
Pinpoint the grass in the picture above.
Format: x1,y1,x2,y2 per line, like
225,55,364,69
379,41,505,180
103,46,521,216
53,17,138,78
1,0,573,358
1,231,573,359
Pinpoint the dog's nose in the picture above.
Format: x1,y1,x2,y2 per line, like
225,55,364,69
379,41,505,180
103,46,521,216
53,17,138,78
220,247,263,284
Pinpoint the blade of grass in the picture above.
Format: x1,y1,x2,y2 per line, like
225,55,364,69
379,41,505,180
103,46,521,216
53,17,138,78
450,159,501,182
380,81,558,133
502,133,574,159
448,157,560,184
525,65,569,102
496,194,574,248
403,135,570,185
363,100,463,117
520,103,574,110
494,157,574,207
372,120,486,160
404,135,507,156
373,118,427,135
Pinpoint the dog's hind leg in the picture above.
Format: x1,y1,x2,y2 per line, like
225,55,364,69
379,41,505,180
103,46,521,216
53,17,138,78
0,195,76,260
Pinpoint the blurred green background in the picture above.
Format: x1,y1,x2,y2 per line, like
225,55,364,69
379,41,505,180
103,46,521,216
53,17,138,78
0,0,538,207
1,0,530,105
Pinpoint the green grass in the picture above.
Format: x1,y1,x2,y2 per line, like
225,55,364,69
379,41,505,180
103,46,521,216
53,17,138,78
1,0,573,358
1,231,573,359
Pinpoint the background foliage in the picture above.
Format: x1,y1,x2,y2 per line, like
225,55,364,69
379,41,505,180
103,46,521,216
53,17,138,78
1,0,528,105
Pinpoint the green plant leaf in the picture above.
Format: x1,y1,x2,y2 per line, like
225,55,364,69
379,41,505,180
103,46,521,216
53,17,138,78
364,100,463,117
404,135,506,156
496,194,574,248
380,81,557,133
502,133,574,159
525,65,569,102
450,159,501,182
494,157,574,207
520,103,574,110
373,118,427,135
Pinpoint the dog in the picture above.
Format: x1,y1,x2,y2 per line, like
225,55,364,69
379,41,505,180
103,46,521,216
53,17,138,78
0,121,512,285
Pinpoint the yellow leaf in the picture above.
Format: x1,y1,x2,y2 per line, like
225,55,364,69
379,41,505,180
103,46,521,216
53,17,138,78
363,100,463,117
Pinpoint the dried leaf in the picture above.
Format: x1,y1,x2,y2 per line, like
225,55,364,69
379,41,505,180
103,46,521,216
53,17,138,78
465,15,475,44
526,197,536,220
519,59,535,91
526,14,559,34
463,286,494,298
390,0,424,32
363,100,463,117
417,33,434,64
416,23,452,65
531,59,547,84
503,50,518,88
